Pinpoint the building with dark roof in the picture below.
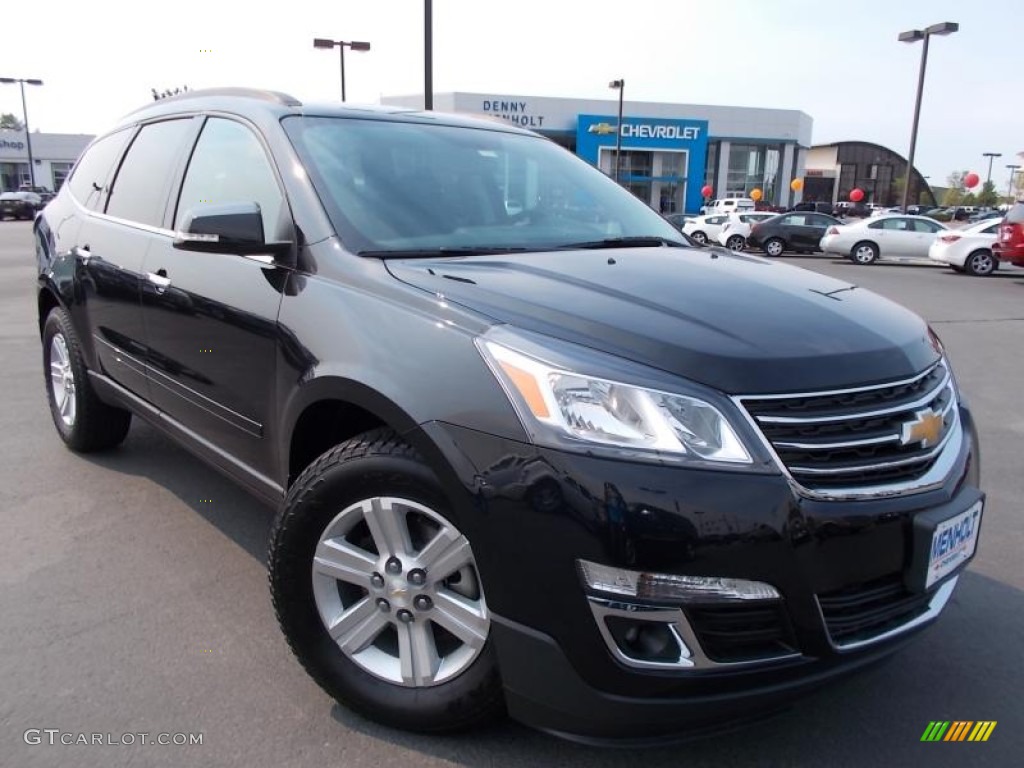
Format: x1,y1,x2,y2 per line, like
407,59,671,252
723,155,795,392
802,141,936,208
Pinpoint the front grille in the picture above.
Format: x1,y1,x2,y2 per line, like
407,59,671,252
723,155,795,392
685,603,797,663
740,361,957,491
817,575,933,646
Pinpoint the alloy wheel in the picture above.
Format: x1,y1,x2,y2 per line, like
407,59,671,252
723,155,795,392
966,251,995,276
311,496,489,687
49,333,76,427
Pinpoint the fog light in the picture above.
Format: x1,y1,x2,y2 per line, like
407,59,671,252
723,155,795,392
604,616,684,663
578,559,780,603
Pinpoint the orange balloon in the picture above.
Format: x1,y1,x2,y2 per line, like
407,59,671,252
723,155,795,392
750,188,763,201
790,178,804,191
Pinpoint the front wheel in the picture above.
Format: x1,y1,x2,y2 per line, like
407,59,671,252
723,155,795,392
726,235,746,251
268,429,504,733
43,307,131,452
851,242,879,264
963,250,997,276
690,231,708,245
763,238,785,257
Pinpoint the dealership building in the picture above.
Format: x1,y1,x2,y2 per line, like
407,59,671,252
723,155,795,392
0,131,92,193
383,92,813,214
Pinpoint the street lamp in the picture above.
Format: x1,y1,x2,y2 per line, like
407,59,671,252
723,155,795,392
1007,164,1022,202
312,38,371,102
608,79,624,184
982,152,1002,186
424,0,433,110
0,76,43,189
897,21,958,212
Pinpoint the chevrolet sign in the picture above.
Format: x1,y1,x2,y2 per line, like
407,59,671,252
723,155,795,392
620,124,701,140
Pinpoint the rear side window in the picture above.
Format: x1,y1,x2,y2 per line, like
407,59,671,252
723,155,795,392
106,119,193,227
67,130,132,211
911,219,942,233
174,118,284,235
1007,203,1024,224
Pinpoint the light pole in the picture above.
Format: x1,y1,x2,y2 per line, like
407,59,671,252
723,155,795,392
1007,164,1022,202
424,0,433,110
897,22,958,212
313,38,371,102
608,79,624,184
0,77,43,189
982,152,1002,186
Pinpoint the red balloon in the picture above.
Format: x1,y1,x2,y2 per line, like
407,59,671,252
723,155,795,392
964,172,980,189
849,188,865,202
701,185,713,198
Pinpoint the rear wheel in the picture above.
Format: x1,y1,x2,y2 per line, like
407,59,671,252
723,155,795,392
43,307,132,452
963,249,997,276
690,231,708,245
763,238,785,257
726,235,746,251
269,429,504,733
851,241,879,265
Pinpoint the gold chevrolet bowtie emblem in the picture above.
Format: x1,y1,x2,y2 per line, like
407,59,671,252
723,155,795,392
900,409,944,448
588,122,618,135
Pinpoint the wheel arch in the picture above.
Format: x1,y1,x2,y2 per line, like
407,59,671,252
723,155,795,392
280,376,461,498
850,239,879,261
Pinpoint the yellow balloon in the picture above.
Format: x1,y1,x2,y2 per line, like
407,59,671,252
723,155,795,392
750,188,763,201
790,178,804,192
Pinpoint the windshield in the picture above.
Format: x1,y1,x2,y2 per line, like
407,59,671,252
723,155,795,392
283,116,683,255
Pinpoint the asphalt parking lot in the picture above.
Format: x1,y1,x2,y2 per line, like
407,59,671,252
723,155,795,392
2,219,1021,768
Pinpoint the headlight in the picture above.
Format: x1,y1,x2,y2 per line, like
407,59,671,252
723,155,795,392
476,336,752,465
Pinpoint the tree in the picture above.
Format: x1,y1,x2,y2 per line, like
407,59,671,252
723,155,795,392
977,181,999,207
151,85,190,101
961,192,977,205
942,170,967,206
0,112,24,130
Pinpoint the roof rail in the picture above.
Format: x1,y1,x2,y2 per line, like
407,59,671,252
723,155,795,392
126,87,302,116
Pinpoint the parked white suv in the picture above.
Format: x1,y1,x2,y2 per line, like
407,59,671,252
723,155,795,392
706,197,756,215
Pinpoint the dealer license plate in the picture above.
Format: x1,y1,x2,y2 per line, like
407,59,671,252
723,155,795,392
926,501,982,589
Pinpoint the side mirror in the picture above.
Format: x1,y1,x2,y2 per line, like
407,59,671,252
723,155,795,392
173,202,288,255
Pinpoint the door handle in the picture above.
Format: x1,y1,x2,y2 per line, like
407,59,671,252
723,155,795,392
72,246,92,265
146,271,172,291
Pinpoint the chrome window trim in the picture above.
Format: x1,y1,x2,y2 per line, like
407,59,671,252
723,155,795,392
587,597,800,672
819,575,958,652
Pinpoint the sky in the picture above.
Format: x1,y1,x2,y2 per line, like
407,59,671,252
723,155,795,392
1,0,1019,187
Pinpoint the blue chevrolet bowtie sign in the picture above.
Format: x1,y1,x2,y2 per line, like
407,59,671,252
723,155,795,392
576,114,709,214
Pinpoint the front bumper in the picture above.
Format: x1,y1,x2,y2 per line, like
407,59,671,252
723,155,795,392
417,404,981,741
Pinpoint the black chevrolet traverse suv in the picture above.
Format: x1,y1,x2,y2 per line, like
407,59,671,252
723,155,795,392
34,89,983,743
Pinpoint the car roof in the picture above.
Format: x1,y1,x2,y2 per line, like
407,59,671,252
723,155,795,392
115,87,535,137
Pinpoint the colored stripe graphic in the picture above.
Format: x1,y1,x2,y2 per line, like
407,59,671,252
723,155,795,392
949,721,973,741
922,721,996,742
921,721,950,741
968,722,997,742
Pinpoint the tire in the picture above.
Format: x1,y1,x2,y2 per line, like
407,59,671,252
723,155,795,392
690,231,708,245
43,307,132,452
726,235,746,251
268,428,504,733
963,249,997,277
763,238,785,257
851,241,879,265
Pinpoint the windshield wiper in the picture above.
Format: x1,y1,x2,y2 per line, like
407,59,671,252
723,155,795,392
554,236,689,250
358,246,530,258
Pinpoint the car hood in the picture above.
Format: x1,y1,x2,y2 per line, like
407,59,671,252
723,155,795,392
385,247,938,394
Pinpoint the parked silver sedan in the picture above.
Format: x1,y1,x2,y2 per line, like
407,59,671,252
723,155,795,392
819,215,948,264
